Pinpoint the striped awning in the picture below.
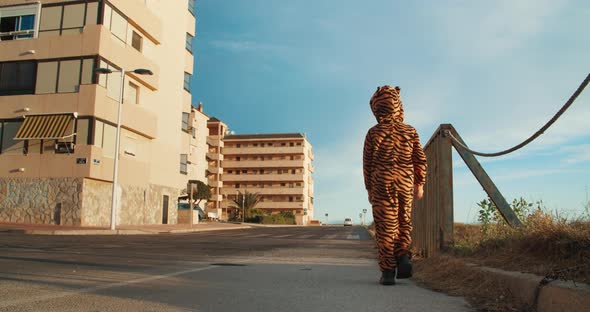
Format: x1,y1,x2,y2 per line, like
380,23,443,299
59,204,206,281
14,113,76,140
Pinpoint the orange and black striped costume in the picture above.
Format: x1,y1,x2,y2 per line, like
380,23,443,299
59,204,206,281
363,85,427,272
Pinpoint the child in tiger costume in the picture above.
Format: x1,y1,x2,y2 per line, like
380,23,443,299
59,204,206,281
363,85,427,285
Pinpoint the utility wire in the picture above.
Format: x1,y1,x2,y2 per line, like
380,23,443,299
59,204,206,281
448,73,590,157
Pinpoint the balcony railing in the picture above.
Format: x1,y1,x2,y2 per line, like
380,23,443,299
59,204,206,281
222,160,304,168
221,187,305,196
223,146,304,155
222,173,305,182
0,29,35,41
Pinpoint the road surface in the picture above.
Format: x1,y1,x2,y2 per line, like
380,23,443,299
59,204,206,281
0,225,472,311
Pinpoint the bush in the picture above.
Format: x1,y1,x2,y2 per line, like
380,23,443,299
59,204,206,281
261,211,296,225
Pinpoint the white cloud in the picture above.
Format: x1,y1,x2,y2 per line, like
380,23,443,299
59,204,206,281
430,0,569,61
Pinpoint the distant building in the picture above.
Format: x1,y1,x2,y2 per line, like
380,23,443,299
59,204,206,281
214,133,315,225
205,117,227,220
0,0,205,226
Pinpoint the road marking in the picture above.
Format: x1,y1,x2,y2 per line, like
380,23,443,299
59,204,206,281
0,265,218,308
246,234,271,238
346,235,360,240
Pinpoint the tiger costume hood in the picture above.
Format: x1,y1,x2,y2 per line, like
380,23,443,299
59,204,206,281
369,85,405,124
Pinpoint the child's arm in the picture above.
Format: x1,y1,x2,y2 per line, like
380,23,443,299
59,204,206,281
363,130,375,197
412,130,427,199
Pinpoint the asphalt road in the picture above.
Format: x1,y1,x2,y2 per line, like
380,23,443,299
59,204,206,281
0,226,472,311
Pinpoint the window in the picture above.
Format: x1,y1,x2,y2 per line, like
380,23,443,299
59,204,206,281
38,2,98,37
281,142,286,146
35,58,95,94
289,183,294,188
290,142,294,147
296,183,302,187
291,169,296,174
132,31,143,52
227,170,233,174
93,120,116,158
242,170,247,174
184,72,191,92
289,197,294,202
182,112,190,131
253,143,258,147
104,4,127,42
236,144,241,148
280,183,286,187
58,60,81,93
0,5,37,40
0,61,36,95
180,154,188,174
297,142,302,146
126,82,139,104
236,156,241,161
188,0,196,16
1,121,25,154
76,119,90,145
260,169,264,174
186,33,193,53
259,183,264,188
97,59,122,101
235,184,240,189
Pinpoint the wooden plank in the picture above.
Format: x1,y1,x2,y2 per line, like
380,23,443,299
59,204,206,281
439,125,454,247
449,126,522,227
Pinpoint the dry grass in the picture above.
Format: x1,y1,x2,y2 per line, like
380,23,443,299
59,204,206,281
412,210,589,311
449,211,590,284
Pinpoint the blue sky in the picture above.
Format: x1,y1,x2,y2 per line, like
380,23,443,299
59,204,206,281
192,0,590,224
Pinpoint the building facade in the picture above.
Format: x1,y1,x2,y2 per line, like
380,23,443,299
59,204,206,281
205,117,226,219
220,133,315,225
0,0,204,226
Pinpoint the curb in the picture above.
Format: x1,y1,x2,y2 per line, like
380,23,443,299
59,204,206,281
1,225,252,235
476,265,590,312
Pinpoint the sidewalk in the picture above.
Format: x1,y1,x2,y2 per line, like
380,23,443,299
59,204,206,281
0,221,252,235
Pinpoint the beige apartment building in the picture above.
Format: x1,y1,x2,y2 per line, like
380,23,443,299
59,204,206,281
219,133,315,225
205,117,226,219
0,0,205,226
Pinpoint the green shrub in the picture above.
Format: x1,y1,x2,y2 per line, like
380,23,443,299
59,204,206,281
261,211,296,225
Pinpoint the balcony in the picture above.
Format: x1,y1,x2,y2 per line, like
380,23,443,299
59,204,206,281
0,84,157,139
222,160,304,169
206,152,223,161
208,180,223,188
206,137,224,147
223,146,304,155
207,167,220,175
222,173,305,182
0,25,159,90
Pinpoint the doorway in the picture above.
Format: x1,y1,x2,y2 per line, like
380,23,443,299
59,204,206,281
162,195,169,224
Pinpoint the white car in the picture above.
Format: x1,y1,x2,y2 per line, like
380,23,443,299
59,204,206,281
343,218,353,226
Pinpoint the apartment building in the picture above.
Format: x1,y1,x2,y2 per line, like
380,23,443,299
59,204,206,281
0,0,204,226
205,117,226,219
221,133,314,225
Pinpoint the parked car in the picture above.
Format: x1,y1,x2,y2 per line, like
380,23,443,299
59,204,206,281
344,218,353,226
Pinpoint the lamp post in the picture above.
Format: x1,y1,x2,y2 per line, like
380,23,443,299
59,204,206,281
95,67,153,230
362,208,367,226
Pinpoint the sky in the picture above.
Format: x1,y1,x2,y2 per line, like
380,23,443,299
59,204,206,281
192,0,590,224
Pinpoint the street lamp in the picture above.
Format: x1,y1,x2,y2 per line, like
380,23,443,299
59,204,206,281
362,208,367,226
95,67,153,230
